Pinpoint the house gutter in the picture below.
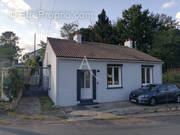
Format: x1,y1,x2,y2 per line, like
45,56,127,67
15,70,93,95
56,57,164,64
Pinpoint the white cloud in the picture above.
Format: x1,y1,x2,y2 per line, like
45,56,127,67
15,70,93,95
1,9,29,24
1,0,31,11
0,25,12,34
18,40,33,53
176,12,180,19
1,8,9,14
18,33,47,54
53,20,63,30
1,0,31,25
14,17,27,24
51,32,60,38
36,33,47,43
162,0,176,8
176,12,180,25
38,23,42,27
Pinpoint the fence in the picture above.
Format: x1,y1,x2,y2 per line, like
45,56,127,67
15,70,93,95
21,67,49,90
167,68,180,73
1,66,50,98
16,67,49,96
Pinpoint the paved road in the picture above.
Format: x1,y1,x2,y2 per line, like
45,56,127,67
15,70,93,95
1,114,180,135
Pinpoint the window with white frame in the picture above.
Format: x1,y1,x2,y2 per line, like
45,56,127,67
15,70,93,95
142,66,153,84
107,65,122,88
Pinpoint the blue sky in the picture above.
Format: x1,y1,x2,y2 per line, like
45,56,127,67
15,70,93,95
0,0,180,54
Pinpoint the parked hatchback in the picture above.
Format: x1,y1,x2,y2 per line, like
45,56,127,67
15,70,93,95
129,84,180,106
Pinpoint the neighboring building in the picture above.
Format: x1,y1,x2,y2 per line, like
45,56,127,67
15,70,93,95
23,49,42,61
43,34,163,106
28,49,42,59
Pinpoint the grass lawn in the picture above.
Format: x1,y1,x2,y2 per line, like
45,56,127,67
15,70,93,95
39,96,60,112
38,96,68,120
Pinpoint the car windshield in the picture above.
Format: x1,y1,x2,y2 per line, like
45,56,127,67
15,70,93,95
141,85,158,91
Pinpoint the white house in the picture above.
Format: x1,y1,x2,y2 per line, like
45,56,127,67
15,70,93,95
43,34,163,106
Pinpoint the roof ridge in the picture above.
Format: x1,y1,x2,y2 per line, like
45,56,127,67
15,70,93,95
84,41,122,46
48,37,127,48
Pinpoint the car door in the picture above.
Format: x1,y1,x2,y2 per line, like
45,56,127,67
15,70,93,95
167,84,178,102
157,85,169,103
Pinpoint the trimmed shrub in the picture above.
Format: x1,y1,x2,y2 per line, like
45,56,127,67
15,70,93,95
3,68,23,101
163,72,180,84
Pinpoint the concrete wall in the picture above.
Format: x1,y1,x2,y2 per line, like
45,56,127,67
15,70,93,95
43,41,57,104
56,58,162,106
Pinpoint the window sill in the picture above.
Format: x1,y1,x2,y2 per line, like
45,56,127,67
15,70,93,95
107,86,123,89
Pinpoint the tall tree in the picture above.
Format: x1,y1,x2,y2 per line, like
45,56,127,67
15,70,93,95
114,18,127,45
116,4,154,52
150,28,180,70
115,5,178,53
79,26,96,42
152,14,177,30
93,9,114,44
60,23,78,40
0,31,22,59
38,40,47,58
0,31,19,46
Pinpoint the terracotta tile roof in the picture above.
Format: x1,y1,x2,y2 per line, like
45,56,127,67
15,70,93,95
47,37,162,62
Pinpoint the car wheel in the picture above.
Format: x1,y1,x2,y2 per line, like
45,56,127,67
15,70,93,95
149,98,157,106
176,95,180,103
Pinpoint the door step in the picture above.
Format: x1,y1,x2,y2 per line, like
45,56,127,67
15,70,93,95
79,100,98,106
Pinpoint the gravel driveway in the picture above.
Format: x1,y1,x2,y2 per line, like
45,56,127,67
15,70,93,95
17,97,41,114
63,101,180,120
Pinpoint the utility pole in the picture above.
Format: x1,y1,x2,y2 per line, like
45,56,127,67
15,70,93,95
34,33,36,57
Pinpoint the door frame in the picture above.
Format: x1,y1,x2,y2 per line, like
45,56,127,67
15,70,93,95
48,65,51,91
77,70,96,102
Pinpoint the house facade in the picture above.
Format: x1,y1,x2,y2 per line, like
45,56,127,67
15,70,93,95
43,35,163,106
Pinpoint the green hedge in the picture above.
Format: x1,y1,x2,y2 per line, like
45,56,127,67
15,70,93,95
3,68,23,101
163,72,180,84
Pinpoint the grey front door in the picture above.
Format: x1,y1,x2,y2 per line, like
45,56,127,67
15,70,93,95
80,70,93,100
77,70,96,102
